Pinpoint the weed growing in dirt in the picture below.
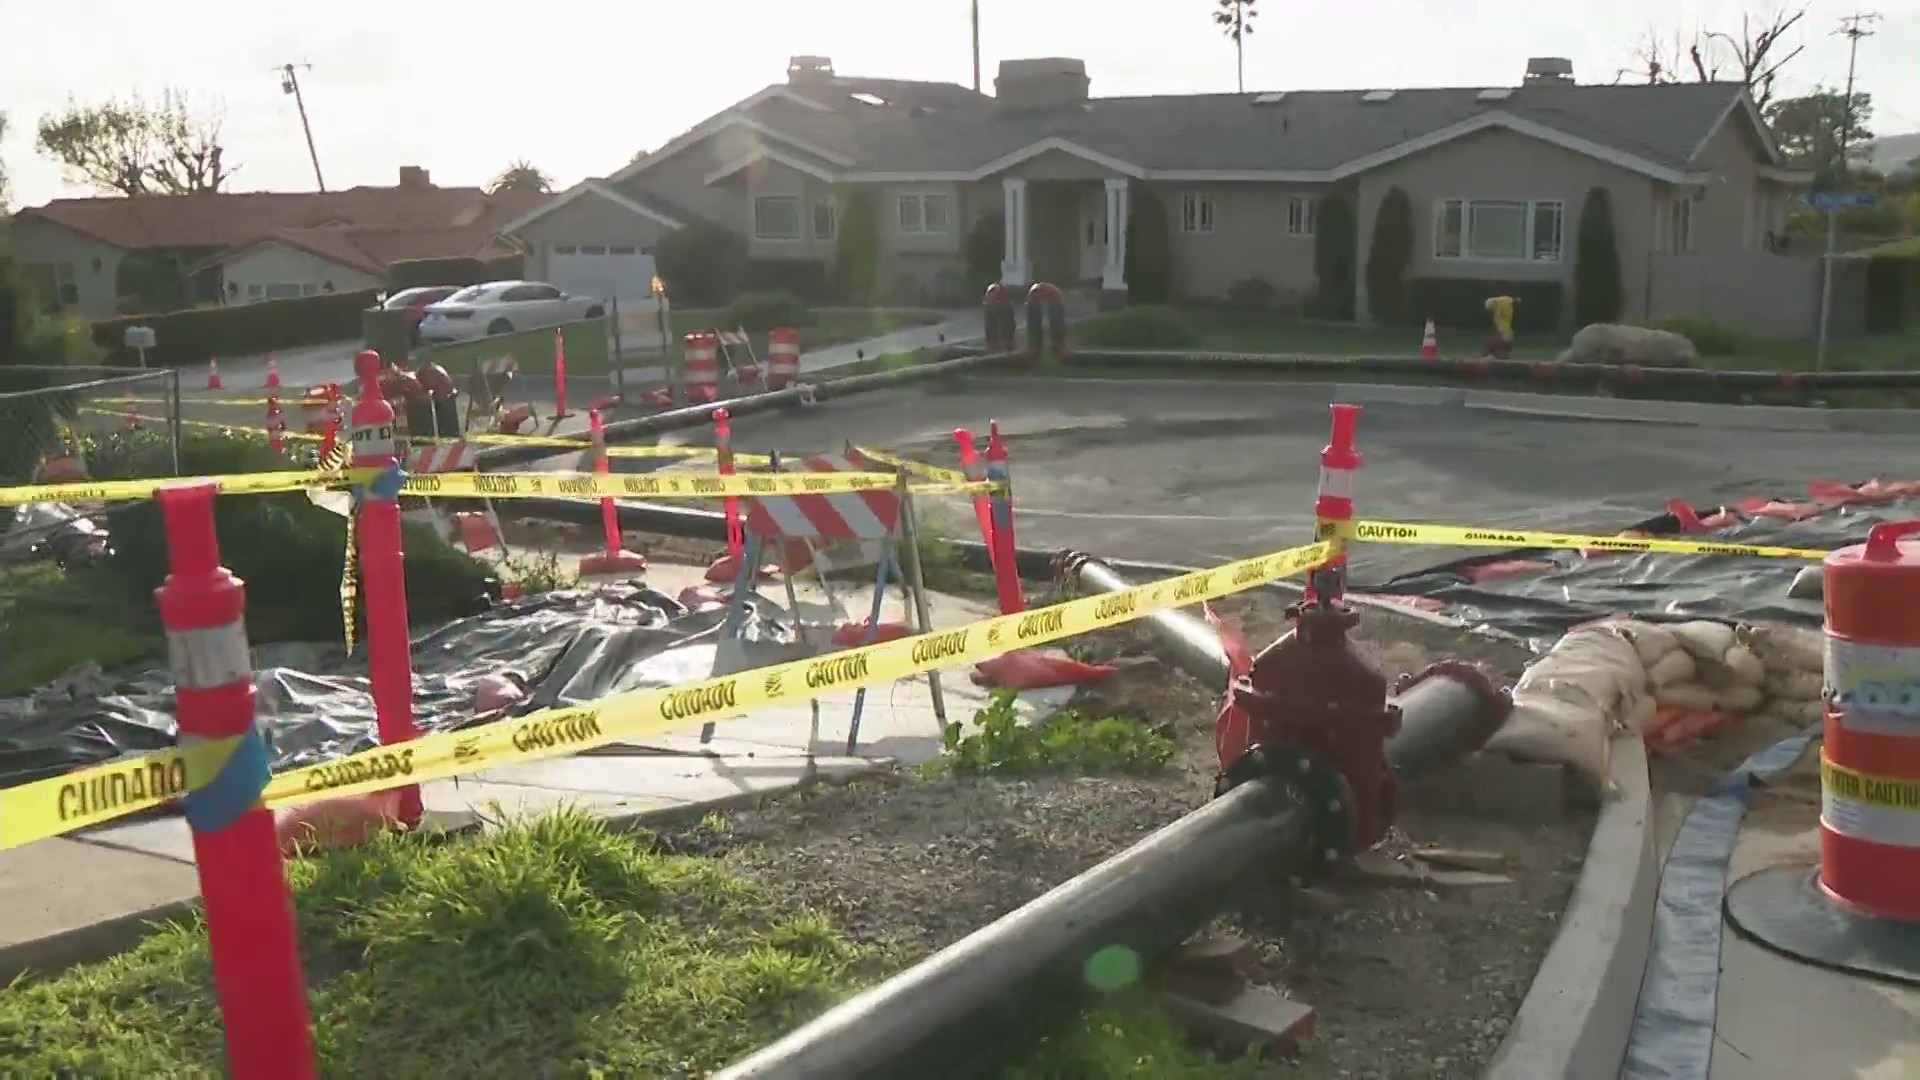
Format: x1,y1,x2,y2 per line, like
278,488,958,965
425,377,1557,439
1010,1001,1266,1079
937,690,1175,777
497,549,571,595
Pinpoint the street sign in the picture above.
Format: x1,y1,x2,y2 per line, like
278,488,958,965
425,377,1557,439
1803,191,1877,211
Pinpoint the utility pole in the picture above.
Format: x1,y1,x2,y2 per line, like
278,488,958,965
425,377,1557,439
277,62,326,192
1815,12,1878,371
971,0,982,93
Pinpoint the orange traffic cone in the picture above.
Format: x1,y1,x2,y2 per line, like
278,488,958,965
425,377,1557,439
264,357,281,390
1419,319,1440,361
206,357,224,390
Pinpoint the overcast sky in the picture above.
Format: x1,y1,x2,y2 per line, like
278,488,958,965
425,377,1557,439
4,0,1916,206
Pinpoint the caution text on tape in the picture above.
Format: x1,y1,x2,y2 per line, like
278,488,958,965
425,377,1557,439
1325,519,1831,561
0,540,1333,847
1823,758,1920,813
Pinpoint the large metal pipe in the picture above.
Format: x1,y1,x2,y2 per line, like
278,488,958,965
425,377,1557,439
474,348,1008,470
1058,550,1230,686
712,670,1506,1080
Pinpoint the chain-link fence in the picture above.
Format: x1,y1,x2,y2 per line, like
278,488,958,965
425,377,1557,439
0,366,183,486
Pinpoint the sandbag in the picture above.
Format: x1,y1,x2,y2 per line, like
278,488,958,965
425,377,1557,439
1493,622,1648,788
276,791,405,856
972,649,1117,691
1671,620,1738,663
1748,624,1824,674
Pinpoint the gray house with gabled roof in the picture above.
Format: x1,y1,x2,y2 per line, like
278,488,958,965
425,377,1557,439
504,54,1841,337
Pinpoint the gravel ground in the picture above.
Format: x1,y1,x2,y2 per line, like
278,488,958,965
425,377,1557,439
657,588,1592,1079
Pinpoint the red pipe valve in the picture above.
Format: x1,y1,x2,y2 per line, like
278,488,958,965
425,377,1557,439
1214,604,1400,875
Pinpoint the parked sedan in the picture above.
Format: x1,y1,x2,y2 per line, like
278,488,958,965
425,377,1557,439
382,285,461,344
416,280,606,344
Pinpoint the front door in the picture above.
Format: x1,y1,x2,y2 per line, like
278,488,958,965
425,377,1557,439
1079,189,1108,284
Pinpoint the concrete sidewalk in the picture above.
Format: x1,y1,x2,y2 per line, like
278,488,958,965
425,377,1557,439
0,563,1057,980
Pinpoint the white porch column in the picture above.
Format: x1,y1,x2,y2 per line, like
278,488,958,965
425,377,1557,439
1000,178,1030,286
1102,177,1129,292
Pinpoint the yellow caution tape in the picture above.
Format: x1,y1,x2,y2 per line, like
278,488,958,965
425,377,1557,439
397,470,994,500
853,447,969,485
0,469,372,508
1823,757,1920,812
1325,519,1831,561
0,540,1332,847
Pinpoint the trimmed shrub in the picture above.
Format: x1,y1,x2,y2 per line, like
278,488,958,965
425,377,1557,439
717,292,808,334
1365,186,1414,322
90,289,382,368
1641,316,1743,357
1573,187,1624,326
1225,277,1278,311
388,258,490,292
740,259,832,304
1405,278,1565,333
1312,189,1358,320
964,211,1005,296
831,187,883,304
1073,305,1199,348
93,429,495,644
481,252,525,282
656,222,746,307
1124,188,1174,304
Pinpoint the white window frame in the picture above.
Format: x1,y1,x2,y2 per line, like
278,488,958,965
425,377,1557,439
1431,198,1565,263
1286,195,1317,238
896,193,951,235
1181,192,1216,234
812,199,838,240
752,195,802,241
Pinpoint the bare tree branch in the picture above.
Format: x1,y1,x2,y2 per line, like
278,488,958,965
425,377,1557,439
36,89,235,197
1619,5,1806,108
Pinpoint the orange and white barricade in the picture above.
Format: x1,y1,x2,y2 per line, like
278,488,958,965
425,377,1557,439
683,331,720,404
716,327,762,387
767,326,801,390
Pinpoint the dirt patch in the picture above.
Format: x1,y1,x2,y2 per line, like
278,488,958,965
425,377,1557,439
656,590,1589,1078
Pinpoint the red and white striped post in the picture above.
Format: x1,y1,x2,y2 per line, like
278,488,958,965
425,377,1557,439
349,349,422,828
578,408,647,576
982,421,1024,614
767,327,801,390
154,481,315,1080
1308,403,1362,606
715,407,744,561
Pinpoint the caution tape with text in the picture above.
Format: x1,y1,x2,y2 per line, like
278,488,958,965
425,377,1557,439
1822,758,1920,813
1322,519,1831,561
0,540,1333,848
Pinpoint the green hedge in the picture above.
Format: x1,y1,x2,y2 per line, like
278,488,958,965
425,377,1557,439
419,316,611,379
91,289,383,368
388,255,524,292
1404,278,1565,334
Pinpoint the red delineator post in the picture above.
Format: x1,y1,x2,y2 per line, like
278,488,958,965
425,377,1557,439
1308,403,1362,606
982,421,1025,614
350,349,422,827
552,329,573,419
715,408,744,561
579,408,647,575
953,429,997,573
154,482,315,1080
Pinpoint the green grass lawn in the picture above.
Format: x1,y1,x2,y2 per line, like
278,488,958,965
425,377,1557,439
0,562,158,696
1073,308,1919,372
0,811,1259,1078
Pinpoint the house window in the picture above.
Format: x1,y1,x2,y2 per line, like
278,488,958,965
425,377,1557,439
813,199,838,240
301,283,320,296
1287,196,1317,238
264,283,302,299
896,193,951,234
753,196,802,240
554,244,578,255
581,245,608,255
247,284,264,299
1673,197,1694,253
1433,199,1565,262
1181,193,1216,234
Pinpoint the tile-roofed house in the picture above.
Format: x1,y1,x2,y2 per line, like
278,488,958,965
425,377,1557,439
505,54,1826,335
12,166,544,317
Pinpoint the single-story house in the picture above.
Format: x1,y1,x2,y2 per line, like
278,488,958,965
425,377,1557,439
506,55,1844,336
11,167,543,317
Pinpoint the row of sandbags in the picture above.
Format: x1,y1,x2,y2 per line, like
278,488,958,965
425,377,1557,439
1487,617,1824,790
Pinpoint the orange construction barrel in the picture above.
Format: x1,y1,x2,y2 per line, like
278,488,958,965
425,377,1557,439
1818,520,1920,920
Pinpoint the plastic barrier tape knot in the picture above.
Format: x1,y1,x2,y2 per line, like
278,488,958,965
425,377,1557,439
1323,519,1831,561
0,541,1331,845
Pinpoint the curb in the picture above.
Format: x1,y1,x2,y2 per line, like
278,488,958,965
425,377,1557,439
1484,733,1656,1080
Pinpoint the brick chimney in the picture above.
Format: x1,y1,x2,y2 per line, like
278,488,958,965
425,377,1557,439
398,165,432,189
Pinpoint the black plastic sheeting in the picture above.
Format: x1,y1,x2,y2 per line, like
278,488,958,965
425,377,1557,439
1362,498,1919,649
0,583,794,790
1620,723,1820,1080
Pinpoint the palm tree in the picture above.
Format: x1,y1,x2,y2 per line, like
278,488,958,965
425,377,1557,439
1213,0,1258,94
489,160,554,195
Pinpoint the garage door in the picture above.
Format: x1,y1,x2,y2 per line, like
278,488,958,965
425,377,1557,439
547,244,658,304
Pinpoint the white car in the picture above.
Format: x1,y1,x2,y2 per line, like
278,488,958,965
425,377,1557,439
416,280,606,343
